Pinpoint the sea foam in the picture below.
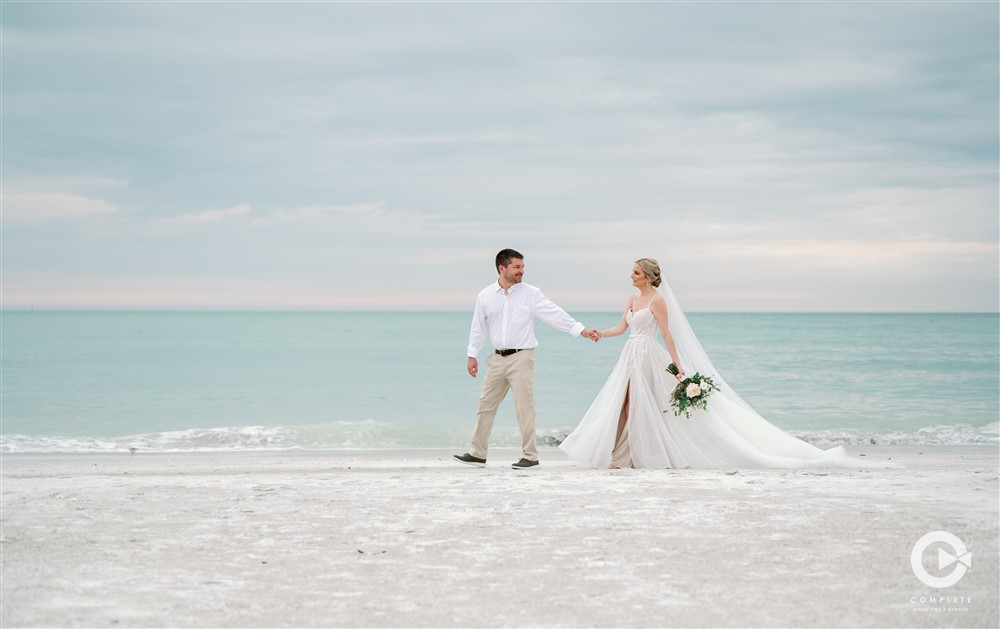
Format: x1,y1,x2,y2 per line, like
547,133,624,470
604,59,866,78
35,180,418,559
2,421,996,454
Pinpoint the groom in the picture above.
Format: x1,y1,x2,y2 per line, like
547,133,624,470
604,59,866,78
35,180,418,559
454,249,600,470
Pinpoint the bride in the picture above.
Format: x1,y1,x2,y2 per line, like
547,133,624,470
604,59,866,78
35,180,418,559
559,258,898,469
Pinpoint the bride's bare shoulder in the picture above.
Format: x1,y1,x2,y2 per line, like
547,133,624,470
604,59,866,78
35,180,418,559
650,293,668,311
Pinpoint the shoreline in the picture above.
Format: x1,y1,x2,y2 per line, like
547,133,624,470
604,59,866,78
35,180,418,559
4,422,997,457
3,443,996,460
2,446,997,628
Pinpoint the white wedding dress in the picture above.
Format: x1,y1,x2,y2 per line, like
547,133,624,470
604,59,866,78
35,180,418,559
560,290,899,469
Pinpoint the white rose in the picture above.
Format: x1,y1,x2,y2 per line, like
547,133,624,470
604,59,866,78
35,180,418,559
686,383,702,398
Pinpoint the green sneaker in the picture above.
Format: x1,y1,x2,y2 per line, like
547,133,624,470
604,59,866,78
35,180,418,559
511,458,539,469
453,453,486,467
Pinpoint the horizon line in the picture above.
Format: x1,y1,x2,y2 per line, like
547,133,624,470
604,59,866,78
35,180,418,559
2,308,997,315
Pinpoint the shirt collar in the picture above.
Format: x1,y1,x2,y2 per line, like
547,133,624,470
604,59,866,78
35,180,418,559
493,281,523,294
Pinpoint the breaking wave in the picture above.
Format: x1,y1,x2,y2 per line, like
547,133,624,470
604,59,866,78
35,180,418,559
1,421,996,454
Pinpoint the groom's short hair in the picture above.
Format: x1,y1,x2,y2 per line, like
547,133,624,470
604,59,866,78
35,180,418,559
496,249,524,273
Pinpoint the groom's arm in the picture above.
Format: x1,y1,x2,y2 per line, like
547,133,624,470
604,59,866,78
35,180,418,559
533,289,598,341
467,294,487,377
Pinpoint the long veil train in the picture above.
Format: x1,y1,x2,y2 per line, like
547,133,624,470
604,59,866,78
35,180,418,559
559,282,901,469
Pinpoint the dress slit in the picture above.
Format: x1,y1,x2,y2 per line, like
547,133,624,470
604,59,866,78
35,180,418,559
609,381,633,468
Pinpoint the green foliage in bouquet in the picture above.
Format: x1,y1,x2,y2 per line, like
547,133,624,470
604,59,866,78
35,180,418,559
665,363,718,418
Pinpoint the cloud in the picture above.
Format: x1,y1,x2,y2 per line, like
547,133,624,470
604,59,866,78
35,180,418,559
264,203,383,223
156,204,251,225
3,191,119,221
700,239,997,269
360,132,518,146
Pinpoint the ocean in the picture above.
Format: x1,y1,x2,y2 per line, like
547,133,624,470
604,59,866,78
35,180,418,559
1,311,997,453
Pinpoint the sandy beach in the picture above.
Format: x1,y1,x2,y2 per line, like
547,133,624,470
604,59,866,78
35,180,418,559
1,445,997,628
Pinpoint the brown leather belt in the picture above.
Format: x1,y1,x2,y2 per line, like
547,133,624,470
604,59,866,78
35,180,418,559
495,349,525,357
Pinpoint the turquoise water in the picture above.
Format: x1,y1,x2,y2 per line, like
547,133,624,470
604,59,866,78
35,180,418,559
1,311,997,452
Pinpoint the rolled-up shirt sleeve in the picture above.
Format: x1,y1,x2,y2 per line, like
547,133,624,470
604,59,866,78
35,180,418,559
533,290,585,337
467,294,488,357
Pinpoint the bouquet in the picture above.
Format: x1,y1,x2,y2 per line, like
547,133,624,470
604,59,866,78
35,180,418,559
665,363,718,418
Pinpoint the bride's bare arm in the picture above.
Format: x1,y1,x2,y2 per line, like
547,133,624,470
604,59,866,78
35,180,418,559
598,297,632,339
650,295,684,376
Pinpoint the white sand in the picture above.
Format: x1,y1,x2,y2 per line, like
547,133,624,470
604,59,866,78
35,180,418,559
1,446,997,628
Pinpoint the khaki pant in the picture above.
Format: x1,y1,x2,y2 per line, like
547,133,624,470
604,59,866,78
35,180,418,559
469,349,537,461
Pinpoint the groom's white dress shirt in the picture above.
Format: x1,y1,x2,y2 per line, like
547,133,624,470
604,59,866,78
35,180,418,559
467,281,585,357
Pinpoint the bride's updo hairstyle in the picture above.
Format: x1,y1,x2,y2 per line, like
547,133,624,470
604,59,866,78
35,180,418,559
635,258,662,288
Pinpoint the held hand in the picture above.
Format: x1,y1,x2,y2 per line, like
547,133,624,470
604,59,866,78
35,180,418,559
467,357,478,378
667,362,686,380
582,328,600,342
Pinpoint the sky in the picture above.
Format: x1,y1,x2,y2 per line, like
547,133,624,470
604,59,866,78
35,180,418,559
3,1,998,312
